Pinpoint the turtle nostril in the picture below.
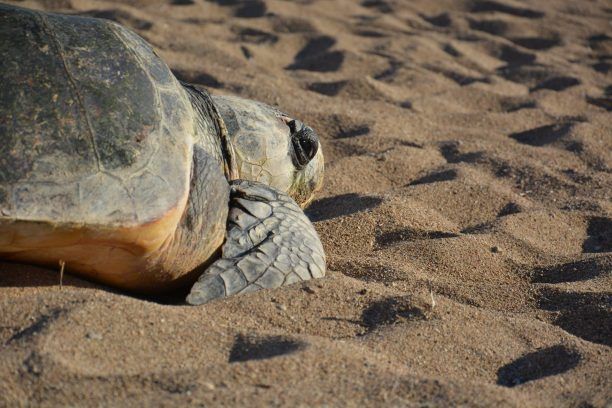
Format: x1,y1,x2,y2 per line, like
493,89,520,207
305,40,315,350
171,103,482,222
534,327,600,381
287,119,302,135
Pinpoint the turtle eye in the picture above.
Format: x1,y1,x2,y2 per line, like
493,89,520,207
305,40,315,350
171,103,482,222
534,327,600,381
282,116,318,168
296,126,319,161
289,120,319,168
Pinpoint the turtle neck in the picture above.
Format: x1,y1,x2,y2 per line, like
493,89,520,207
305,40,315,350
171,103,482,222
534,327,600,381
181,82,238,182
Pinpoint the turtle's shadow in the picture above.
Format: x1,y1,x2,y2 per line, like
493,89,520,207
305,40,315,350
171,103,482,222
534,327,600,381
0,261,187,305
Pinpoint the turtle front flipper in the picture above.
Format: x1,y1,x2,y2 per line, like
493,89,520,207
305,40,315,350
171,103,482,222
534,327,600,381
186,180,326,305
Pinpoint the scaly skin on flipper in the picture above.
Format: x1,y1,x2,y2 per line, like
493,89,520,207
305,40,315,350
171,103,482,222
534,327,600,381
186,180,326,305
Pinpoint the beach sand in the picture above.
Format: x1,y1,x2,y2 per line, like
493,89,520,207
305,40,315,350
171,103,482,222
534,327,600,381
1,0,610,406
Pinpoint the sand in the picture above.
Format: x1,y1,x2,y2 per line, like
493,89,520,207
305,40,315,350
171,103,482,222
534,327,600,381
1,0,611,406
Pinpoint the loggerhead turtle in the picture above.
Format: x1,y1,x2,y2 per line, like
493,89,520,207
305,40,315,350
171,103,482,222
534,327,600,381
0,4,325,305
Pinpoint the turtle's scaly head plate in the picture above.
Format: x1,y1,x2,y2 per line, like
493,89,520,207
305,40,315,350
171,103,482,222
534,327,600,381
212,95,323,207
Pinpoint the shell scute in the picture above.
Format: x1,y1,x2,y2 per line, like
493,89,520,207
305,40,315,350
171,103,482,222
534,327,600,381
0,6,194,227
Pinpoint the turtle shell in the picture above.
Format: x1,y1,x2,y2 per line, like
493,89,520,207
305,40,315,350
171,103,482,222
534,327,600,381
0,4,194,226
0,5,200,288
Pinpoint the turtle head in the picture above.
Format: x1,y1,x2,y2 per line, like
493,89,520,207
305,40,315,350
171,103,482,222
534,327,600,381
212,95,324,207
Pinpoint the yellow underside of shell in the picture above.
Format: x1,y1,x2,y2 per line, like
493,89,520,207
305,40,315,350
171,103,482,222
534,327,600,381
0,202,191,293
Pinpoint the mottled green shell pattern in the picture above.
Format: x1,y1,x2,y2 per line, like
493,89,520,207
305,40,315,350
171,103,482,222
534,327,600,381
0,4,194,227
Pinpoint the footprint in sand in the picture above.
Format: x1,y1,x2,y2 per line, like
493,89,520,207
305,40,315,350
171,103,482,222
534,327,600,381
307,80,348,97
376,228,459,248
500,99,537,112
498,45,537,67
531,256,611,284
208,0,267,18
421,12,452,28
234,1,267,18
335,124,370,139
434,67,490,86
530,76,580,92
511,36,561,50
496,345,581,387
286,36,344,72
408,169,459,186
270,15,315,33
172,69,224,88
353,29,388,38
360,0,393,14
467,11,561,53
228,334,306,363
470,0,545,19
592,61,610,74
587,33,611,52
234,26,279,44
306,194,383,222
496,202,522,217
537,287,611,347
468,18,510,36
583,217,612,253
498,64,559,88
509,122,575,147
439,142,484,164
360,296,428,332
588,35,611,74
586,95,612,111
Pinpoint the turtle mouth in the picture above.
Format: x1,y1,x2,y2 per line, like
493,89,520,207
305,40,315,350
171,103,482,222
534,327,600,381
283,117,319,169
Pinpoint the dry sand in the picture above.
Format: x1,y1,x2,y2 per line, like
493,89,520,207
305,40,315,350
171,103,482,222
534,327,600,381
1,0,611,406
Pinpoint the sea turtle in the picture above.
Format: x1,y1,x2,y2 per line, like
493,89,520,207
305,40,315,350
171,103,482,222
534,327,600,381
0,4,325,305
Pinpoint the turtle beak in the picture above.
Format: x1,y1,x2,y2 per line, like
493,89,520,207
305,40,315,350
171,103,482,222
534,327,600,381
282,116,319,169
